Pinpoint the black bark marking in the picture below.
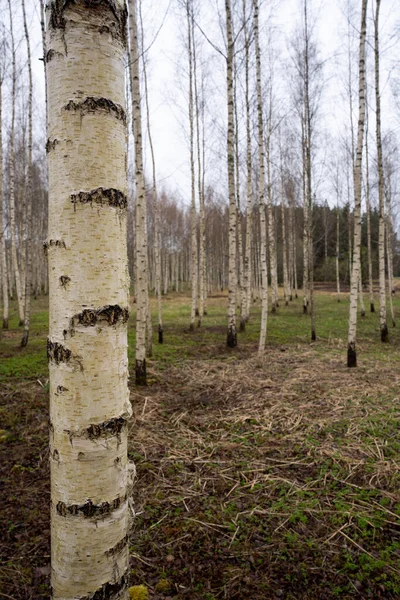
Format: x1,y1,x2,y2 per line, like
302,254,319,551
52,449,60,462
46,49,64,63
64,97,126,125
86,417,127,440
347,342,357,368
370,302,375,313
47,339,71,364
71,187,127,210
381,323,389,343
227,326,237,348
49,0,128,45
46,138,59,153
158,325,163,344
43,239,66,255
79,570,129,600
56,385,69,395
71,305,129,332
65,416,128,442
56,493,127,519
135,358,147,386
104,534,128,558
60,275,71,288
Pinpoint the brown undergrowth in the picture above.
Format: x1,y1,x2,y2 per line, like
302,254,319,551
1,346,399,599
128,347,400,599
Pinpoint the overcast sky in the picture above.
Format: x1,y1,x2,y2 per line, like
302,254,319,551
2,0,400,210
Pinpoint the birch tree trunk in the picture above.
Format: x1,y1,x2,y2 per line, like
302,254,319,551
0,73,8,329
129,0,150,382
385,189,396,327
336,203,341,303
46,2,131,597
254,0,268,354
374,0,388,342
7,0,24,326
141,15,163,343
192,10,205,325
226,0,237,348
243,0,252,323
21,0,33,348
347,0,367,367
186,0,198,332
365,108,374,312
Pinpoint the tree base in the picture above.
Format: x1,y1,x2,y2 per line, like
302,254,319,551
197,319,201,328
227,327,237,348
271,304,277,314
239,318,245,332
204,309,208,316
370,302,375,313
381,324,389,343
195,308,199,317
3,318,8,330
158,325,163,344
289,295,293,301
189,323,195,332
21,330,29,348
347,343,357,367
135,359,147,386
285,300,289,306
303,304,308,315
19,319,24,327
311,329,316,341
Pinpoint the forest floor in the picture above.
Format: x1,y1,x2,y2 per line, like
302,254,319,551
1,288,400,600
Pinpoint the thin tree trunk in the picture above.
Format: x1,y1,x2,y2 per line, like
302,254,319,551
243,0,252,323
21,0,33,347
226,0,238,348
347,0,367,367
192,10,205,325
139,2,162,344
46,2,131,597
279,141,290,306
385,192,395,327
336,203,341,302
129,0,149,383
374,0,388,342
365,106,374,312
301,115,309,314
186,0,198,331
0,74,8,329
7,0,24,326
254,0,268,354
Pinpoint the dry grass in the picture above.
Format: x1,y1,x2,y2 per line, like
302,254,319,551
128,347,400,599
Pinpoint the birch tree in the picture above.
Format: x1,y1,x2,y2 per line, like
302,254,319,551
374,0,388,342
7,0,24,326
129,0,150,382
0,61,8,329
226,0,238,347
254,0,268,354
347,0,368,367
21,0,33,348
46,1,131,597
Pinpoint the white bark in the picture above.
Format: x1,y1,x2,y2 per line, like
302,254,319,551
347,0,367,367
254,0,268,355
374,0,388,343
46,2,131,598
7,0,24,326
0,73,8,329
21,0,33,347
129,0,150,382
226,0,238,347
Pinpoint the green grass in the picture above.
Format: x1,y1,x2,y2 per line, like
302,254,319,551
1,287,400,381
